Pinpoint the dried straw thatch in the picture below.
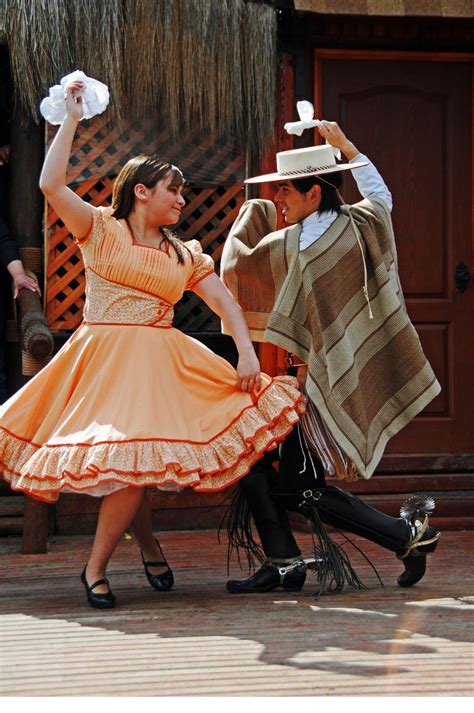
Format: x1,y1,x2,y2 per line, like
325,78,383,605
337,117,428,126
0,2,6,43
1,0,277,151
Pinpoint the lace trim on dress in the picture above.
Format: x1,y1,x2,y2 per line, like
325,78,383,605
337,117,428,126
83,270,173,326
0,377,305,502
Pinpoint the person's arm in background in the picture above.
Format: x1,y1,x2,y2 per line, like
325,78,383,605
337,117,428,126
0,219,40,298
317,120,392,212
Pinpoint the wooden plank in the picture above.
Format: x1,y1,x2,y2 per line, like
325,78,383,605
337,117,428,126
57,490,230,515
180,188,214,220
349,472,474,493
379,454,474,473
183,185,242,240
0,516,23,534
54,481,473,535
0,530,472,696
55,490,231,534
0,496,25,516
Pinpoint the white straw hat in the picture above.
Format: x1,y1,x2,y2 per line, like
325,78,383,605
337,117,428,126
245,144,368,184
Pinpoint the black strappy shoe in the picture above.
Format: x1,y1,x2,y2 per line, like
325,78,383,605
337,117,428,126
80,565,116,609
141,538,174,592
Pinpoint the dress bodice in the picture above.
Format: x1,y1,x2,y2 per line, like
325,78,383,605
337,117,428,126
77,206,214,326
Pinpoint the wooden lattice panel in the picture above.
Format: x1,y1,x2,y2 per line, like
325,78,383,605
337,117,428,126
45,116,245,332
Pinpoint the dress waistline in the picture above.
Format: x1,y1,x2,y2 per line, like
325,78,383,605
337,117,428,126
83,321,173,329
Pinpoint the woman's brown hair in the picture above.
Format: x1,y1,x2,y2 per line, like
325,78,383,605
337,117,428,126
112,154,191,263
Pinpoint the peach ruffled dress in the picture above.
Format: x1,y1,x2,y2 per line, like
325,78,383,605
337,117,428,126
0,207,304,503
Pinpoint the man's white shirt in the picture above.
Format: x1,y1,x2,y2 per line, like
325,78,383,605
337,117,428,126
298,153,392,251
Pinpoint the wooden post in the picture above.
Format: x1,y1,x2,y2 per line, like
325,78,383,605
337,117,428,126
9,100,50,554
17,279,54,359
22,497,49,554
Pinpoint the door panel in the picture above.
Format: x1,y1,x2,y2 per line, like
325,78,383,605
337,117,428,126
316,54,473,461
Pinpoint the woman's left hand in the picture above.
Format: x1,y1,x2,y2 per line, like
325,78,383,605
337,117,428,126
237,350,262,393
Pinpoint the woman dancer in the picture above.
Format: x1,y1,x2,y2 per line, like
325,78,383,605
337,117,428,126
0,79,304,608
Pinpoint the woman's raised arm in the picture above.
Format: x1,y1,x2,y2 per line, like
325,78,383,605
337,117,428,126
39,81,92,239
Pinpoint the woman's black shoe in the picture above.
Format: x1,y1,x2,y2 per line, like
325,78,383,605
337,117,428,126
226,563,306,594
80,565,116,609
141,538,174,592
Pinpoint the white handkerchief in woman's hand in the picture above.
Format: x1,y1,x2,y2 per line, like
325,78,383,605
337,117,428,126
39,70,110,125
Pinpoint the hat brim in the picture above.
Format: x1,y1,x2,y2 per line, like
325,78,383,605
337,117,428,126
244,160,369,184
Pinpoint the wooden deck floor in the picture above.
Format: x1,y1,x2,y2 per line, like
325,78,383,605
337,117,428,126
0,529,473,697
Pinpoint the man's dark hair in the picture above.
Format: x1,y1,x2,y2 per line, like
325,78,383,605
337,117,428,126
292,171,343,215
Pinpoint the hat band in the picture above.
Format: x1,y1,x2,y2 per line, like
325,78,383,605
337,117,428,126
280,163,336,176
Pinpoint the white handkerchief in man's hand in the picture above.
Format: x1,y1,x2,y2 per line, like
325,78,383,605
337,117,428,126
39,70,110,125
284,100,320,136
284,100,341,160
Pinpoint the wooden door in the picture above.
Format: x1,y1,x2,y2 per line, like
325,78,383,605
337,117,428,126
315,51,473,481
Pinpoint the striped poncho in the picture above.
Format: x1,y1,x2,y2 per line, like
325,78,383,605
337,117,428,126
221,198,440,479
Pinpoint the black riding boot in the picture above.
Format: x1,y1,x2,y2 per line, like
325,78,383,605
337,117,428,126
303,486,412,554
225,452,307,594
277,424,440,587
300,486,439,588
240,460,301,559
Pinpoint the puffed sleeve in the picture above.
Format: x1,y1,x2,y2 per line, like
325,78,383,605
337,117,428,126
185,239,215,290
74,205,110,249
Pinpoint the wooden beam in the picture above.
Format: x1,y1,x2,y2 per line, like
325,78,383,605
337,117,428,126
9,101,44,250
9,101,51,554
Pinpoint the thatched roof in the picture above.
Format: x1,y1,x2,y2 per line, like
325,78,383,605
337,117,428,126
0,0,277,152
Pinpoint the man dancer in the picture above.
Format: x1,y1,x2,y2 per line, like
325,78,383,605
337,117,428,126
221,120,440,594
